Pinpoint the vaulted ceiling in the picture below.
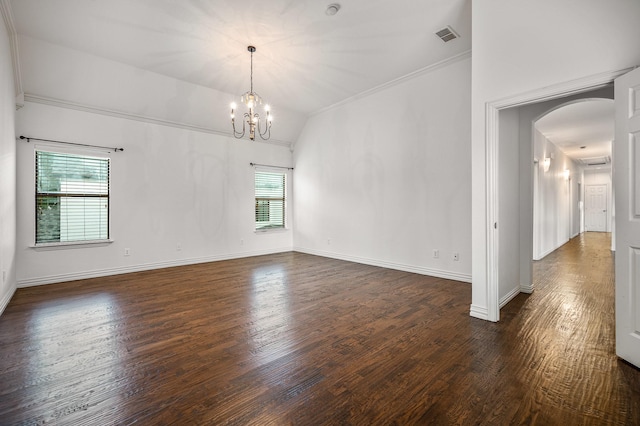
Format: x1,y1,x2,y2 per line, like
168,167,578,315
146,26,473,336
9,0,472,115
7,0,616,162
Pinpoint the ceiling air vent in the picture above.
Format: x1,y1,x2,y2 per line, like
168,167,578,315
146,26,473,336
580,156,611,166
435,26,459,43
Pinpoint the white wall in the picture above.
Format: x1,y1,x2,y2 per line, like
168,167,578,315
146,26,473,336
471,0,640,320
15,102,293,286
293,56,471,282
0,6,17,313
532,129,581,259
498,108,521,306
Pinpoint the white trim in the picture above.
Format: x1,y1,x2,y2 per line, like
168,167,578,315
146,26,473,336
311,50,471,117
0,0,23,106
499,286,521,308
17,246,473,289
294,246,472,283
16,247,292,288
23,94,294,148
470,304,489,320
483,67,633,323
486,103,500,322
254,228,288,234
0,284,16,316
533,236,572,261
31,140,117,156
520,283,533,294
489,68,632,110
533,246,556,261
31,240,114,250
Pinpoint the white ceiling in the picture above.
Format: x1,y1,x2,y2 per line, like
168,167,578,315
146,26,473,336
535,99,614,164
9,0,472,115
8,0,613,155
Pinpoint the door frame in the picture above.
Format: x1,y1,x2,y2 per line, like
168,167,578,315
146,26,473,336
484,68,632,322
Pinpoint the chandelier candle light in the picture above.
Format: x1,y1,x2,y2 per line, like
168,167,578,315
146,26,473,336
230,46,272,141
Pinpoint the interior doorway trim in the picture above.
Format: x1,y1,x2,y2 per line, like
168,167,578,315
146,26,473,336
484,67,632,322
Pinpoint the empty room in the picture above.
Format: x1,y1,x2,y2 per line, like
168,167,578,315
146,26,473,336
1,0,640,424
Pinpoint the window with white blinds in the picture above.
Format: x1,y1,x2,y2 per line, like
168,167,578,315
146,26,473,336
35,151,110,244
255,171,285,230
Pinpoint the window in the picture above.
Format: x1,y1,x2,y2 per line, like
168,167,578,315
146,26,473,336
255,171,285,230
35,151,110,244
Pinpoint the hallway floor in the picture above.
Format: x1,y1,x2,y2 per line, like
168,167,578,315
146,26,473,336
499,231,639,423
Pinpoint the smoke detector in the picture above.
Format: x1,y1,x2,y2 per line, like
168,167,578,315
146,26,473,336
435,26,459,42
326,3,341,16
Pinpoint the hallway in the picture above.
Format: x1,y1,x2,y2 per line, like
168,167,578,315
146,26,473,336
498,231,640,423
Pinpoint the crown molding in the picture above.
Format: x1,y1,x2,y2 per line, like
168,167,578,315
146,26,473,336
310,50,472,117
0,0,24,108
23,94,294,148
489,67,633,110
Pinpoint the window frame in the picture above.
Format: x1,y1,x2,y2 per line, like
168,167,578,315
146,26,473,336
33,148,113,247
254,167,289,232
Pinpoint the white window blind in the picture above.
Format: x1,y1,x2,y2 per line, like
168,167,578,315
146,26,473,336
255,171,285,230
35,151,110,244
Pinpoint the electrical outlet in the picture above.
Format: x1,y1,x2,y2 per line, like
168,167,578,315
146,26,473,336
124,248,130,256
327,238,331,245
453,252,459,261
177,243,182,251
240,239,244,246
433,249,439,259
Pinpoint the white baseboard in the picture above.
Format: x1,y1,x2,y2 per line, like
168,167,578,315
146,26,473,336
293,246,472,283
0,284,17,316
499,286,521,308
16,247,292,288
17,246,472,291
534,246,556,261
469,304,489,320
534,237,572,261
520,284,534,294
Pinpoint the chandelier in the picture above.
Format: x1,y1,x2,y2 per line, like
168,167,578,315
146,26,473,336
230,46,272,141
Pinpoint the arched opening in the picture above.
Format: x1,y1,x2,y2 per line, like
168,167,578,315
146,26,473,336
532,98,614,261
493,86,614,315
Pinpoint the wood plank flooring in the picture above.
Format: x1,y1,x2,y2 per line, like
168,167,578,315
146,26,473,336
0,232,638,425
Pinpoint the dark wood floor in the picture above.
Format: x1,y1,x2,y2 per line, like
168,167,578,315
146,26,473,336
0,233,638,425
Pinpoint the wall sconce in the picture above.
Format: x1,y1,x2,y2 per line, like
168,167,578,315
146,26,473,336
543,157,551,172
564,169,570,180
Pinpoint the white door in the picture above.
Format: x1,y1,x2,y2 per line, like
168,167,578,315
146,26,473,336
614,66,640,368
585,184,608,232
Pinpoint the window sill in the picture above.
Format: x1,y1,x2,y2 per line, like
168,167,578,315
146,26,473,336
254,228,289,234
31,240,114,251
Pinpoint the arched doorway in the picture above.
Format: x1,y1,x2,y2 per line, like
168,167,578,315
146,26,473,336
532,98,614,261
494,86,614,314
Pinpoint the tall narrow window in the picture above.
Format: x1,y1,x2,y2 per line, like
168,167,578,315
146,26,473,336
35,151,110,244
255,171,285,230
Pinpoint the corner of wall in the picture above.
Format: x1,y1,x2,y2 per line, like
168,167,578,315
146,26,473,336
0,0,20,317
